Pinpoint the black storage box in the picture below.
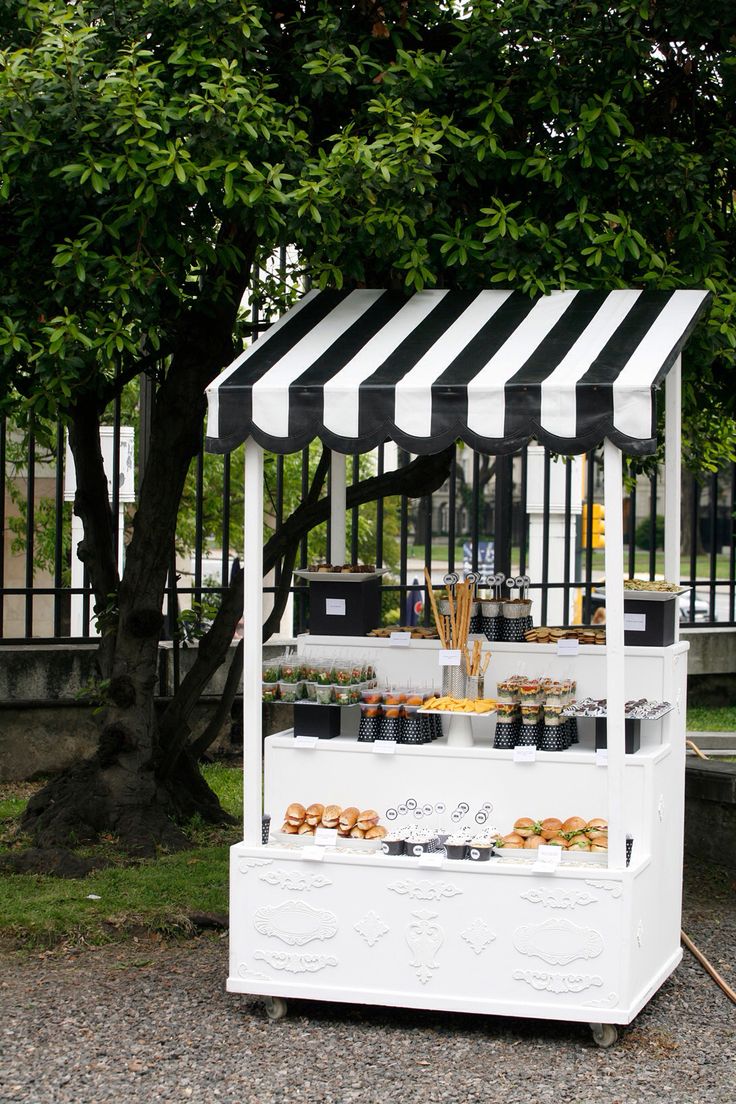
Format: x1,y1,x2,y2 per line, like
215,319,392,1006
308,577,381,636
595,717,641,754
623,595,677,647
293,703,341,739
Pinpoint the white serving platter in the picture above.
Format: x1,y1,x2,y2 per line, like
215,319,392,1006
293,568,391,583
271,831,383,852
596,586,689,601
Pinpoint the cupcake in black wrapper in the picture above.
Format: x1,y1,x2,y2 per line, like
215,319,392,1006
381,836,405,856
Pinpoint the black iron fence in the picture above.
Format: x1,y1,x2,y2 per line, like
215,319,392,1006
2,395,735,660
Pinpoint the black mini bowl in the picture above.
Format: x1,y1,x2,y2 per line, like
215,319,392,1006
381,838,405,856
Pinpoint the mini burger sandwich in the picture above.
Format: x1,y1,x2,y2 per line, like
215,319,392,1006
513,817,540,839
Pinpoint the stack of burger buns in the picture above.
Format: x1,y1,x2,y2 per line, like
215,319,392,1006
499,815,608,851
280,802,387,840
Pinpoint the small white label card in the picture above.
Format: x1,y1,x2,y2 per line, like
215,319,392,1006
556,638,579,656
374,740,397,754
624,612,647,632
302,846,326,862
294,735,319,748
418,852,445,869
596,748,609,767
513,744,537,763
325,598,346,616
533,844,563,873
389,631,412,647
314,828,338,847
438,649,462,666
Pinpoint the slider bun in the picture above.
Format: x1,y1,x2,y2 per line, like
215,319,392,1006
286,802,306,824
357,809,379,830
562,816,587,835
540,817,563,839
297,823,315,835
280,822,298,834
586,828,608,841
349,826,366,838
586,817,608,831
590,840,608,851
321,804,341,826
306,803,324,824
365,825,387,839
502,833,526,848
546,836,568,848
339,807,359,829
567,837,590,850
524,835,544,849
514,817,538,838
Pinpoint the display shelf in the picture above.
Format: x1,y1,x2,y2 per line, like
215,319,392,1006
267,730,671,765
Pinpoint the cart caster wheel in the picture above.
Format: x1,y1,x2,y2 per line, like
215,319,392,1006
264,996,288,1022
590,1023,618,1048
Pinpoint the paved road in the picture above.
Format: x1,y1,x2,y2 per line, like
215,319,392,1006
1,864,734,1104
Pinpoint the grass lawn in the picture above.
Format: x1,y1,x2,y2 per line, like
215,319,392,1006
686,705,736,732
0,764,243,950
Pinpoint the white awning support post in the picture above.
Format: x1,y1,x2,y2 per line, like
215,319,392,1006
603,438,627,871
243,438,264,846
330,450,347,565
664,356,682,642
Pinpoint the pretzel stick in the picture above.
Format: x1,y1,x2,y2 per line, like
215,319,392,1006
448,588,457,649
424,568,447,648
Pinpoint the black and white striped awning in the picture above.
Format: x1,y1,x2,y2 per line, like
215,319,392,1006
205,288,710,457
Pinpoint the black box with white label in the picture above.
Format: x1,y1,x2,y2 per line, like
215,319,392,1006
623,595,677,647
595,718,641,754
308,577,381,636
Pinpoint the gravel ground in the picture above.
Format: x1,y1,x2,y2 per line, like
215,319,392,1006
1,864,734,1104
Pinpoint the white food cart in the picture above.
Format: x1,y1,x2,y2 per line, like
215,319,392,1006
205,288,710,1046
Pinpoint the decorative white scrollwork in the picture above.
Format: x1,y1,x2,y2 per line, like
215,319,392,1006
388,879,461,901
513,970,603,995
237,857,272,875
584,991,619,1009
460,918,496,956
237,963,270,981
258,869,332,892
254,949,338,973
585,880,622,900
513,918,604,966
406,910,444,984
521,888,597,911
253,899,338,946
354,910,390,948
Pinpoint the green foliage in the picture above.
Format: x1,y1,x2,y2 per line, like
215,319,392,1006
634,514,665,551
1,0,735,464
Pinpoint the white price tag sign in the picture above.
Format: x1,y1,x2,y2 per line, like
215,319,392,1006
513,744,537,763
302,846,326,862
418,852,445,869
294,735,319,748
624,613,646,632
389,631,412,647
438,649,462,667
314,827,338,847
374,740,397,754
556,637,579,656
325,598,346,616
533,844,563,873
596,748,609,767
